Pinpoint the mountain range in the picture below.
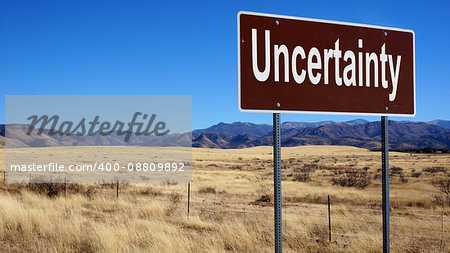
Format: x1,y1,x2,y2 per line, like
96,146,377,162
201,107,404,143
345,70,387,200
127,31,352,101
192,119,450,150
0,124,191,148
0,119,449,150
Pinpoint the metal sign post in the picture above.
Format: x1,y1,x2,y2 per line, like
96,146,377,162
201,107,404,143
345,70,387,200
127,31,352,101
238,12,414,253
381,116,390,253
273,113,282,253
188,183,191,217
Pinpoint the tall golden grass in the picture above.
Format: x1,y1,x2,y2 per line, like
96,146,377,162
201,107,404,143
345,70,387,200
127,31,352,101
0,146,448,252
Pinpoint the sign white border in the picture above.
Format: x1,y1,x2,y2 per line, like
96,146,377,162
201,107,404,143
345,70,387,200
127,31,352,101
237,11,416,117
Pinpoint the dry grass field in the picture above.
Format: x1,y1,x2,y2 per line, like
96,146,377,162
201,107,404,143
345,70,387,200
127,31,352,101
0,145,449,252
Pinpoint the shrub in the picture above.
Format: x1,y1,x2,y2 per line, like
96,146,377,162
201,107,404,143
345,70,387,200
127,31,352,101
165,179,178,186
168,192,182,204
67,183,84,194
439,148,449,153
431,179,450,206
373,173,381,180
432,195,444,206
399,173,408,183
255,173,270,195
84,188,96,199
28,182,96,198
331,169,371,189
294,164,319,173
424,167,447,174
231,165,242,170
390,166,403,175
165,192,182,216
411,172,422,178
217,189,227,194
100,182,115,189
432,179,450,195
199,186,216,194
304,193,327,204
256,194,271,203
309,225,329,242
140,187,163,197
420,147,436,153
293,172,311,182
28,182,63,197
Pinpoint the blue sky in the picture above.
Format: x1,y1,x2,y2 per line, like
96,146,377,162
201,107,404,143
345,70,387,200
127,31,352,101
0,0,449,129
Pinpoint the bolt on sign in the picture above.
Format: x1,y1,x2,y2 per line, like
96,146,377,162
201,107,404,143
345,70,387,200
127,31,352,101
238,11,415,116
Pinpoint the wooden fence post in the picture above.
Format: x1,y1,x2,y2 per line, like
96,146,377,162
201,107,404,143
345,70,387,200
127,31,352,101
328,195,332,242
187,183,191,217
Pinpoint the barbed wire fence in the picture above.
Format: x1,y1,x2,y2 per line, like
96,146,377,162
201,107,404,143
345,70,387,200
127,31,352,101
6,171,449,251
180,182,449,251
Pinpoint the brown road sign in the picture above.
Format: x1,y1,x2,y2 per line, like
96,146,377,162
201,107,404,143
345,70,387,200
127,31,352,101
238,11,415,116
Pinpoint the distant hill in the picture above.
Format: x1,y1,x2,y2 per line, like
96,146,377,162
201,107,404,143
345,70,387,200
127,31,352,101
281,119,369,129
429,120,450,129
344,119,370,126
193,119,370,137
1,119,449,150
0,124,191,148
193,122,272,138
192,120,450,150
281,121,335,129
